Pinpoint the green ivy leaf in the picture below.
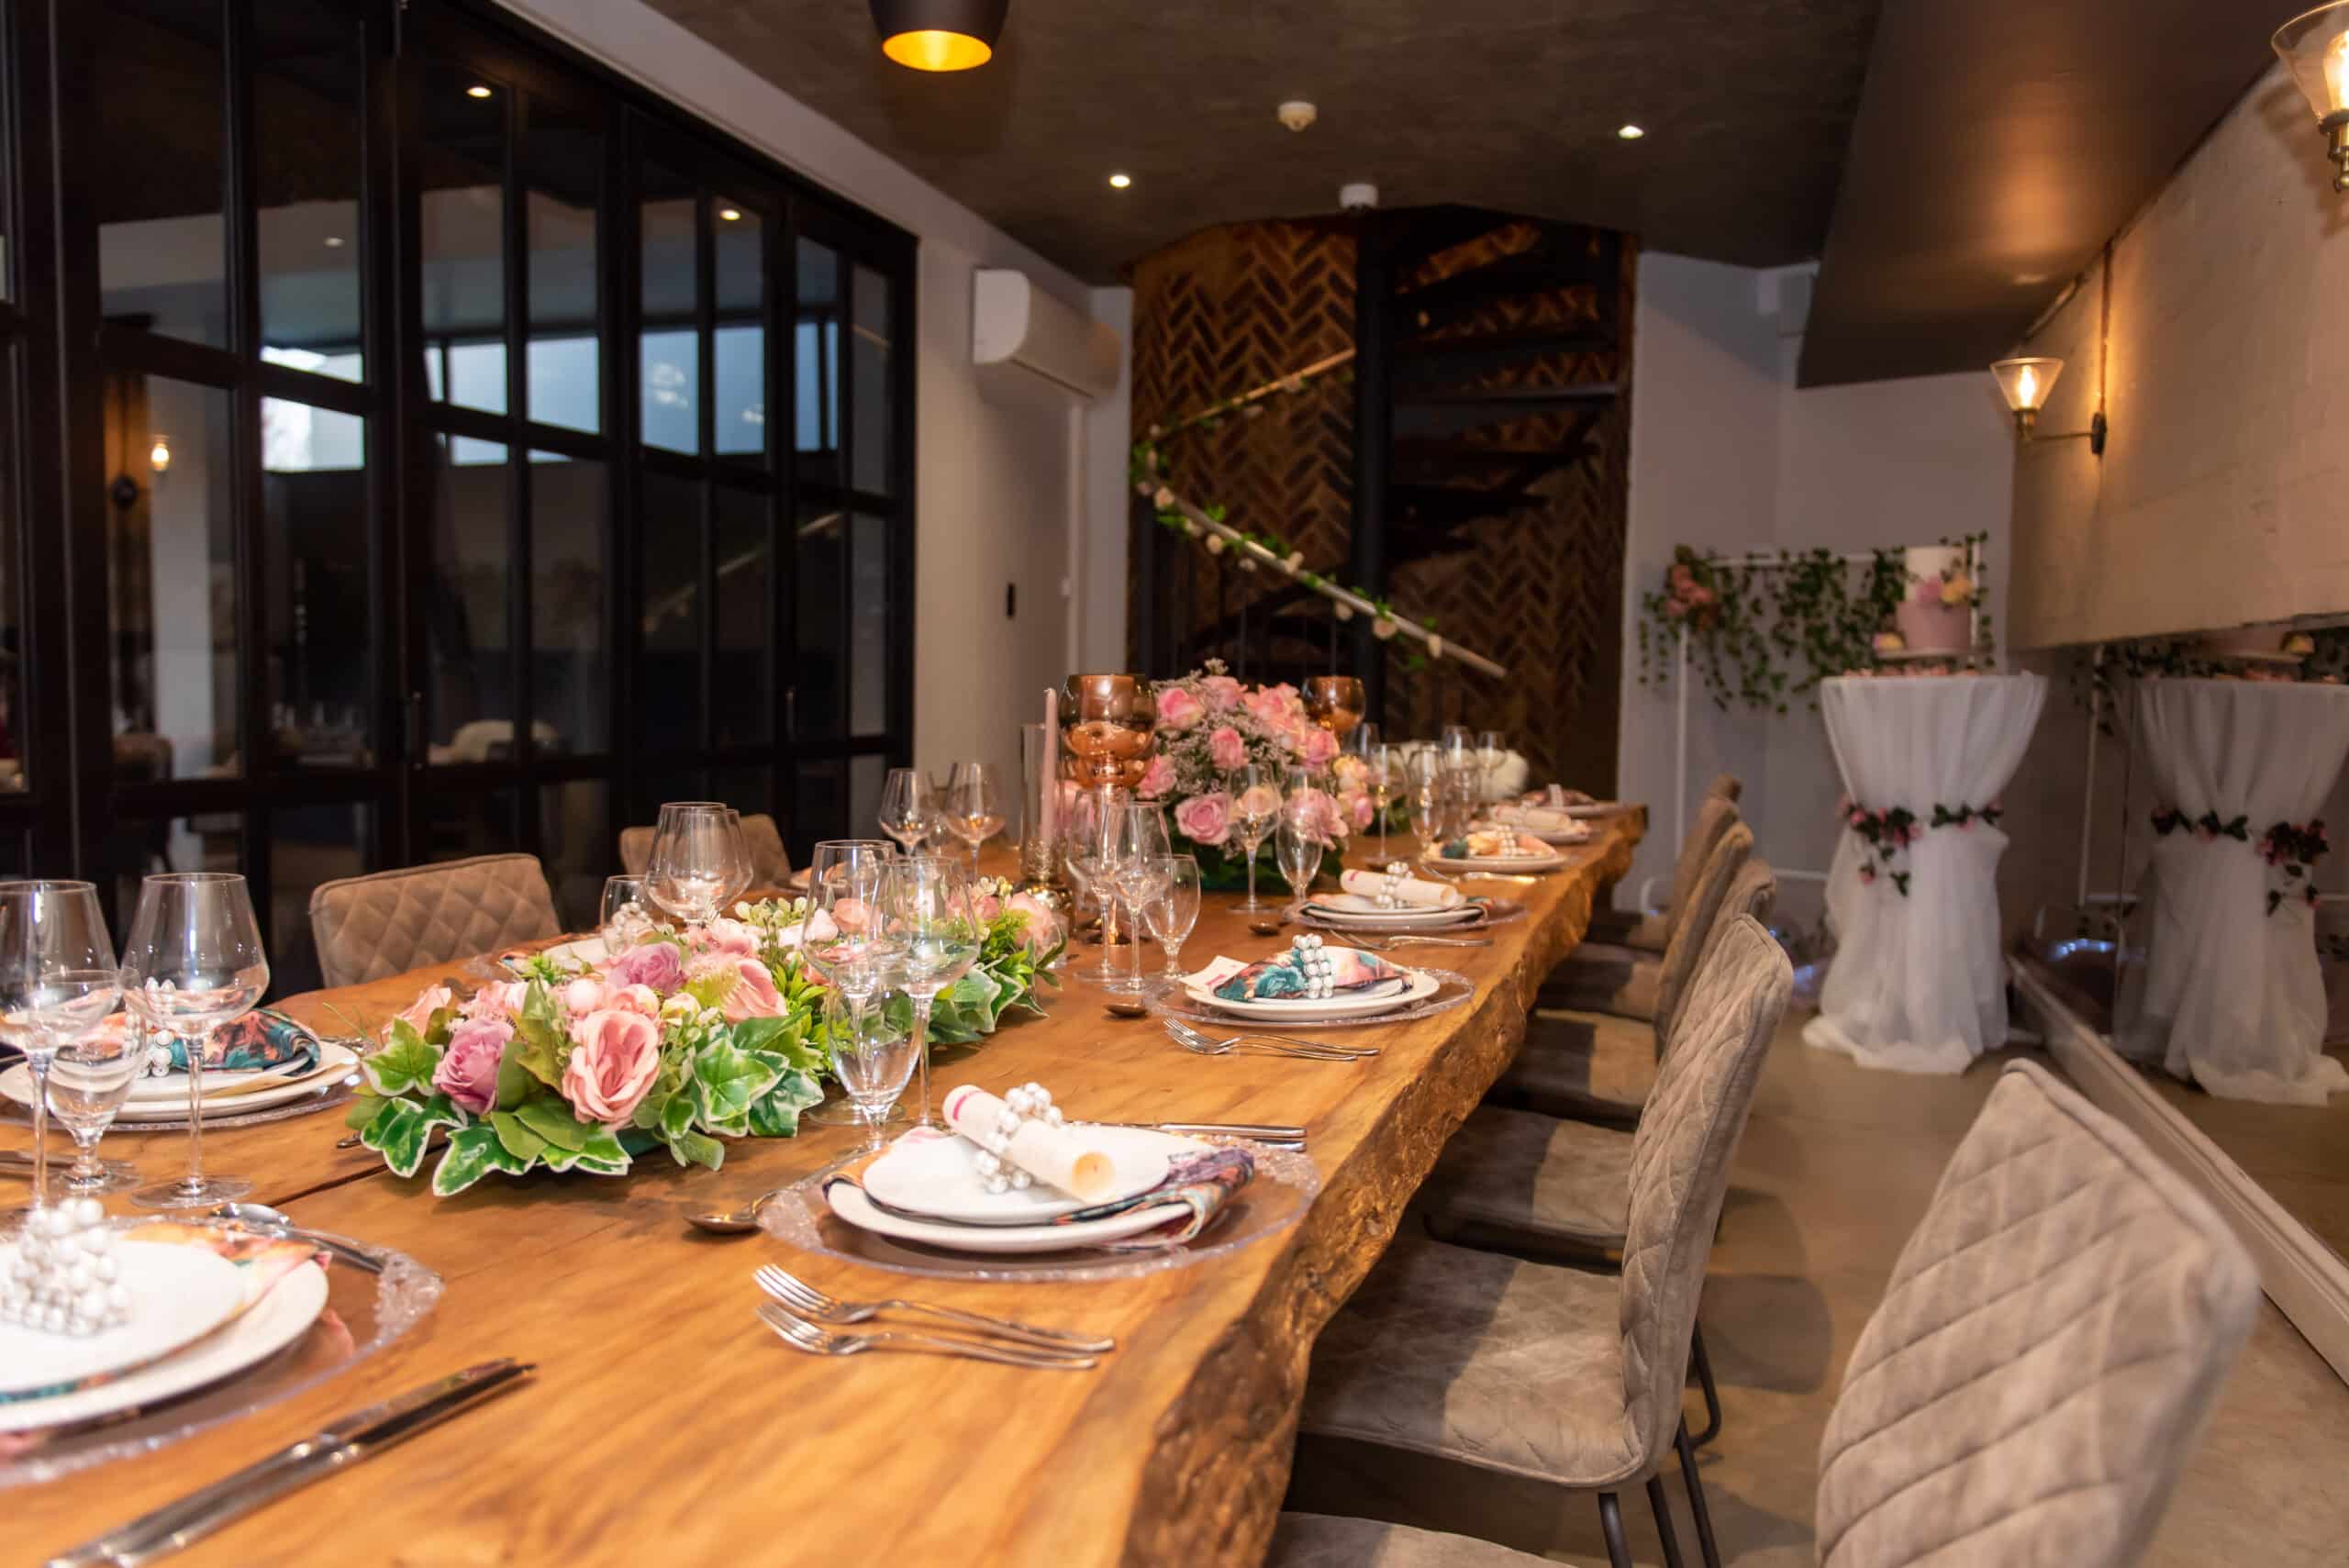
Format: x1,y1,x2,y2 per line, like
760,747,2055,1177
362,1093,465,1179
510,982,568,1089
361,1022,440,1097
431,1123,533,1196
494,1039,539,1111
542,1123,630,1174
513,1092,596,1151
663,1129,725,1171
343,1091,385,1131
745,1069,825,1137
488,1108,552,1164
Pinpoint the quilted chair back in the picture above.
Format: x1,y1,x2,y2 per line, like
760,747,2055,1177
1649,822,1753,1047
309,854,562,988
1662,795,1741,943
1813,1061,2259,1568
618,813,792,885
1659,857,1779,1056
1617,915,1791,1473
1704,772,1743,803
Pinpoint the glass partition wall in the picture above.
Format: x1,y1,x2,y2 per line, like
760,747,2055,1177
17,0,914,991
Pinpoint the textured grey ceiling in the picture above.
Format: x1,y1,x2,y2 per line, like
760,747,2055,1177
646,0,1881,279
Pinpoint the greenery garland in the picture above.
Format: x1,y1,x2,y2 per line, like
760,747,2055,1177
1635,545,1909,713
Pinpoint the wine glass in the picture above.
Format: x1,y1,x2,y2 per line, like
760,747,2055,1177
123,872,266,1209
646,802,751,924
940,762,1006,876
825,984,914,1152
1107,805,1173,995
48,1024,142,1195
597,875,654,954
1141,855,1201,982
1227,762,1281,913
877,767,934,853
1275,797,1327,909
0,881,120,1213
1476,729,1508,803
880,857,981,1129
1364,742,1397,859
804,842,902,1129
1407,750,1446,859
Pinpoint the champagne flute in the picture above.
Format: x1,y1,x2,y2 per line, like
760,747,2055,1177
0,881,119,1213
1107,805,1173,995
1476,729,1508,804
825,984,914,1152
880,857,980,1129
647,802,751,924
1227,762,1280,913
124,872,266,1209
48,1025,143,1195
940,762,1007,876
1276,797,1327,909
877,767,934,853
1142,854,1201,981
1365,742,1397,859
803,841,902,1128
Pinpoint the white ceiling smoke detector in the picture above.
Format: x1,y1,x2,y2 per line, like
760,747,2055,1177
1277,100,1318,132
1340,182,1378,211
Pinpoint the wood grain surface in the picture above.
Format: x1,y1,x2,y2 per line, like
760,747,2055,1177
10,817,1639,1567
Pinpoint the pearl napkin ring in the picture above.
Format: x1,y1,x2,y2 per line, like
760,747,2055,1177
1373,862,1410,909
969,1081,1066,1195
2,1197,132,1338
1286,933,1338,998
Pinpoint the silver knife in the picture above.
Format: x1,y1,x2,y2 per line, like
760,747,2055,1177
45,1360,533,1568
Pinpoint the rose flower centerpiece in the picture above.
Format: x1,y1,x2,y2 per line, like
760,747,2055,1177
1140,661,1374,889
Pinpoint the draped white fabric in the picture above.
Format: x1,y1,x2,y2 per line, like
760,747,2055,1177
1805,674,2046,1073
2113,679,2349,1105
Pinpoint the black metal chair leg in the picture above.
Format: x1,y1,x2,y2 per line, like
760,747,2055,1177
1646,1473,1688,1568
1688,1321,1724,1448
1597,1491,1633,1568
1676,1418,1724,1568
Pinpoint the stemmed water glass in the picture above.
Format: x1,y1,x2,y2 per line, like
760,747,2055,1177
1276,797,1327,909
646,802,751,924
877,767,935,854
1364,742,1397,859
1106,805,1173,995
1056,788,1117,984
824,984,915,1152
48,1026,143,1195
123,872,267,1209
940,762,1006,876
800,840,900,1127
0,881,120,1214
1407,750,1445,859
1141,855,1201,983
879,857,981,1129
1226,762,1280,912
1476,729,1508,804
598,875,654,953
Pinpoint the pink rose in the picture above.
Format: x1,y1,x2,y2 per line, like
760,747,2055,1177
433,1016,511,1117
1341,787,1375,830
604,983,661,1020
560,976,610,1018
1174,791,1232,847
1208,725,1247,771
721,958,785,1023
1200,674,1241,712
973,892,1002,922
829,897,872,936
1242,688,1291,728
1156,685,1206,730
1298,727,1340,767
461,981,526,1022
1290,787,1345,845
1138,754,1177,799
606,940,685,994
387,984,453,1044
688,918,758,957
561,1008,662,1127
1006,892,1063,953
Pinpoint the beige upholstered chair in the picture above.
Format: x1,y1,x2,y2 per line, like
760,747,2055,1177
1274,1059,2260,1568
1297,917,1793,1568
1586,786,1741,952
1559,794,1741,1009
308,854,562,988
618,812,792,886
1489,821,1753,1124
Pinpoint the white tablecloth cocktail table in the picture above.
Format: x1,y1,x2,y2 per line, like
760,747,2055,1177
1804,673,2046,1073
2114,678,2349,1105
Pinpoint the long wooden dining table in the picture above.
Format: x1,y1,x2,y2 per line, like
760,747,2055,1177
12,813,1639,1567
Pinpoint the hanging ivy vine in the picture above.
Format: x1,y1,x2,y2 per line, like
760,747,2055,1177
1635,545,1910,714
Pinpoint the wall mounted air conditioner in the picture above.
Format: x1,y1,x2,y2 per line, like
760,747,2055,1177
973,268,1120,404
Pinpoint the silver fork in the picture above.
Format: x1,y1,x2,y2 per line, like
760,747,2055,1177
757,1302,1099,1369
1163,1017,1377,1061
1352,933,1494,951
754,1264,1115,1352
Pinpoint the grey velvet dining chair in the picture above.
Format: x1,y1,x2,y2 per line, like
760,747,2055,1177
1271,1059,2261,1568
308,853,563,988
617,811,793,886
1294,916,1793,1568
1585,777,1742,953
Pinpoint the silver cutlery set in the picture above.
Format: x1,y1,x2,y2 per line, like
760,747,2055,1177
1163,1014,1378,1062
753,1262,1108,1370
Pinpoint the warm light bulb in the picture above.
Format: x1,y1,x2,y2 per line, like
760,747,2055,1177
466,83,493,99
1108,172,1131,189
879,29,992,71
2015,365,2037,408
148,436,171,473
1617,124,1644,139
718,207,742,222
2328,32,2349,114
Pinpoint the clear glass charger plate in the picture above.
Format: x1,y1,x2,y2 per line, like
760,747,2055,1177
1144,967,1476,1031
0,1218,442,1488
4,1083,358,1136
1295,896,1526,935
761,1136,1320,1283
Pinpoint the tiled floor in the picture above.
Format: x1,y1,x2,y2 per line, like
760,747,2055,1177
1284,1013,2349,1565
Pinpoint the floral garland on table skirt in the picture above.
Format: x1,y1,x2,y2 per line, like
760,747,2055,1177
348,891,1063,1196
1841,796,2003,897
2148,807,2330,917
1140,662,1375,891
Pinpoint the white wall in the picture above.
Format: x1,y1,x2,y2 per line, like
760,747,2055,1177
1617,254,2015,921
493,0,1133,788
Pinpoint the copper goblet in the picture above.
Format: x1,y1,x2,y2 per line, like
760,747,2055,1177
1060,674,1158,793
1304,674,1366,738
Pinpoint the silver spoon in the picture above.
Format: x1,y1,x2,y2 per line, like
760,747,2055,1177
687,1186,787,1235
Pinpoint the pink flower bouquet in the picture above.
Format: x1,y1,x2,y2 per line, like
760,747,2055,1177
1145,660,1355,889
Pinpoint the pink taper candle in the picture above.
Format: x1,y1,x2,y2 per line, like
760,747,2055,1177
1041,686,1059,841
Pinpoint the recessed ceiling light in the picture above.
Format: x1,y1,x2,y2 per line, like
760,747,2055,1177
323,236,345,249
1617,124,1644,139
466,83,493,98
1108,172,1131,189
718,206,743,221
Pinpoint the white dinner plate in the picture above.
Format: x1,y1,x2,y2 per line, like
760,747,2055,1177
1561,802,1629,819
1186,966,1440,1022
506,936,609,975
0,1240,247,1398
824,1178,1186,1253
9,1043,364,1124
1423,848,1567,873
0,1261,328,1433
862,1124,1202,1226
1479,815,1595,845
1299,898,1483,929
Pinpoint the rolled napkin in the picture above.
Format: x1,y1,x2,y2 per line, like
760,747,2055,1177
941,1083,1117,1202
1334,867,1464,909
1531,785,1598,808
1442,827,1551,860
1207,935,1404,1003
101,1009,323,1076
1489,803,1593,839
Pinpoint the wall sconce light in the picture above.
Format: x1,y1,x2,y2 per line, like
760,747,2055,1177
1989,358,2109,454
868,0,1008,71
147,435,171,473
2275,3,2349,191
